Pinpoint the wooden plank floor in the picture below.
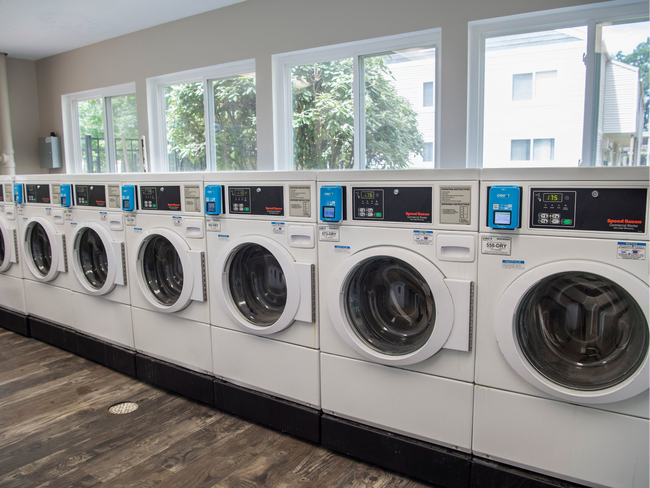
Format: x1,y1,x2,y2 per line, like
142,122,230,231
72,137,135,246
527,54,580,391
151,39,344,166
0,328,434,488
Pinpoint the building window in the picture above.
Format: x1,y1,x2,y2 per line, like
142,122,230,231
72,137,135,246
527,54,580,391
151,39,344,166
423,81,434,107
62,84,140,173
274,29,440,170
423,142,434,162
468,0,649,168
511,139,531,160
147,60,256,172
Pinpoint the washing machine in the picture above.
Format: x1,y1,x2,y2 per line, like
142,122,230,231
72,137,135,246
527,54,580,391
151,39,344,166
318,170,479,479
473,167,649,488
0,175,25,315
206,171,319,410
15,174,74,327
59,175,132,349
123,173,210,373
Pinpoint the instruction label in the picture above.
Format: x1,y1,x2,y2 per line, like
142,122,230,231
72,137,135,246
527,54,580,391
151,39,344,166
481,236,511,255
64,209,73,221
413,230,433,245
617,242,646,260
206,219,221,232
172,216,182,227
51,185,61,205
319,226,340,242
108,185,121,208
334,245,350,254
126,215,136,226
218,234,230,241
184,185,201,213
272,222,286,234
289,186,311,218
440,187,471,225
502,260,524,270
3,184,12,202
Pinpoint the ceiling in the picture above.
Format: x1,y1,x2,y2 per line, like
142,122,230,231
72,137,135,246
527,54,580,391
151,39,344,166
0,0,248,61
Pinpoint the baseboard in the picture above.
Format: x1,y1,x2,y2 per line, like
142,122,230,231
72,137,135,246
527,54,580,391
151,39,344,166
470,457,589,488
321,414,472,488
213,378,321,444
0,307,29,336
28,316,77,353
135,354,214,406
75,333,136,377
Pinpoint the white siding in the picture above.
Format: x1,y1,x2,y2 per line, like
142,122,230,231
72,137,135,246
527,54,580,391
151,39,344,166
603,60,641,134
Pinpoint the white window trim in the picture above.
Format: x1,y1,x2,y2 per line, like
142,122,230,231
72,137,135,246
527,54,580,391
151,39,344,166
146,59,256,173
62,82,136,174
467,0,649,168
272,28,442,170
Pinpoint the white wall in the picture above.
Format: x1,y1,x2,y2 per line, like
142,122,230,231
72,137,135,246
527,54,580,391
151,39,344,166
20,0,608,173
1,58,41,174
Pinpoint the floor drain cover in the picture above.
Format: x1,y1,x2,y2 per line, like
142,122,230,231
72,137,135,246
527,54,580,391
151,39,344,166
108,402,139,415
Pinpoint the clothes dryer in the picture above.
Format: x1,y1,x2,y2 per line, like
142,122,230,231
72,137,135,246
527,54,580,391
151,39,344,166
60,175,132,349
15,175,74,327
318,170,479,459
473,167,649,488
0,175,25,315
123,174,210,373
206,171,319,409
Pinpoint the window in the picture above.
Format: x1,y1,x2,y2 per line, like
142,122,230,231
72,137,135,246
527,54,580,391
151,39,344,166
62,83,140,173
274,29,440,170
511,139,531,160
423,142,434,162
147,60,256,172
468,0,649,168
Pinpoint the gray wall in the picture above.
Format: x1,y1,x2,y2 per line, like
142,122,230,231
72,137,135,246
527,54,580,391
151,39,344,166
18,0,607,173
2,58,41,174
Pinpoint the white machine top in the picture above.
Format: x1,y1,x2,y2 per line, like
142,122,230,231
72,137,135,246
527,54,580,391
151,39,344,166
316,168,480,183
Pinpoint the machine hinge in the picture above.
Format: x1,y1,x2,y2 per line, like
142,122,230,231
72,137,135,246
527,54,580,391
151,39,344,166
12,229,18,264
201,251,207,302
62,234,68,272
121,242,127,285
311,263,316,324
468,281,475,352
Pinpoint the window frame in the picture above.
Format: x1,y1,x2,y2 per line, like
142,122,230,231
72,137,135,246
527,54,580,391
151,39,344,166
467,0,649,168
146,59,256,173
62,82,137,174
272,28,442,170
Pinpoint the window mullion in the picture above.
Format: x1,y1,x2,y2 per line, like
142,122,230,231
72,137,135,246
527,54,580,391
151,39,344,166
581,20,600,166
70,100,82,174
353,55,362,170
204,79,216,171
159,85,169,172
104,97,116,173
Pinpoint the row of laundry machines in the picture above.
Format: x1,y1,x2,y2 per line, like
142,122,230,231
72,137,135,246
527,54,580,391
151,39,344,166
0,168,647,488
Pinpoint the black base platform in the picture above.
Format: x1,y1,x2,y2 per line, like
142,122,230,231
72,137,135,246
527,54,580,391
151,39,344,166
470,458,589,488
28,316,77,353
214,378,321,444
322,414,472,488
0,307,29,336
135,354,214,406
75,333,136,377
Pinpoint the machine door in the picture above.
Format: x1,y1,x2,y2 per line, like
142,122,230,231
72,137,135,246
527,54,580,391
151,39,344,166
72,222,125,296
495,261,649,404
328,246,467,366
134,228,205,313
23,216,67,282
214,236,313,335
0,214,17,273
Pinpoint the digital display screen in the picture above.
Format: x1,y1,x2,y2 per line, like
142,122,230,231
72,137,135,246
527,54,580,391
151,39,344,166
361,191,374,199
206,202,216,212
143,188,154,195
494,211,511,225
232,189,245,196
122,200,130,209
543,193,563,202
323,206,335,218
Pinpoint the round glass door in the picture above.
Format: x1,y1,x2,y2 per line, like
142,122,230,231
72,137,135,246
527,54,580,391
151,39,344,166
77,228,108,289
28,222,52,276
228,243,287,326
344,256,435,355
142,235,183,306
516,271,648,391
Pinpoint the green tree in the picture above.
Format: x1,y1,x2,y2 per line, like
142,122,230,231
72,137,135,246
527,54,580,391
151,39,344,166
616,38,649,130
77,98,106,172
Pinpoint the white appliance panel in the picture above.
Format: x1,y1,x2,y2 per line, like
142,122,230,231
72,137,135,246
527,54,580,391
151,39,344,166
71,293,133,349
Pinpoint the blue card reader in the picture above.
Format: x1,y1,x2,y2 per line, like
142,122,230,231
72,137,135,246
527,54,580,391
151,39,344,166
320,185,342,222
122,185,136,211
60,184,72,207
13,183,23,204
488,185,520,229
205,185,222,215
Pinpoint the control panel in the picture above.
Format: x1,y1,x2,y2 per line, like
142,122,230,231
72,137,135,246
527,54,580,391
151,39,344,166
122,185,136,211
352,186,432,223
74,185,107,207
530,190,576,228
320,185,343,222
13,184,23,204
25,184,51,204
205,185,222,215
488,186,520,229
228,186,284,216
354,189,384,220
140,185,182,212
60,184,72,207
1,183,11,203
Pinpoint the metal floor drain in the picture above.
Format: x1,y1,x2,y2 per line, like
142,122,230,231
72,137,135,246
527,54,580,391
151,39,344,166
108,402,139,415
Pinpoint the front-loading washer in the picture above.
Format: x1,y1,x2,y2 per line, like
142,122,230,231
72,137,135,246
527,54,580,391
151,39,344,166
318,170,479,485
473,167,649,488
206,171,319,415
60,175,133,349
122,173,210,374
15,174,74,328
0,175,25,316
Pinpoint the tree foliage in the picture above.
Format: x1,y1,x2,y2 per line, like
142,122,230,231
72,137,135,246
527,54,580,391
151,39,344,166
616,38,650,130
